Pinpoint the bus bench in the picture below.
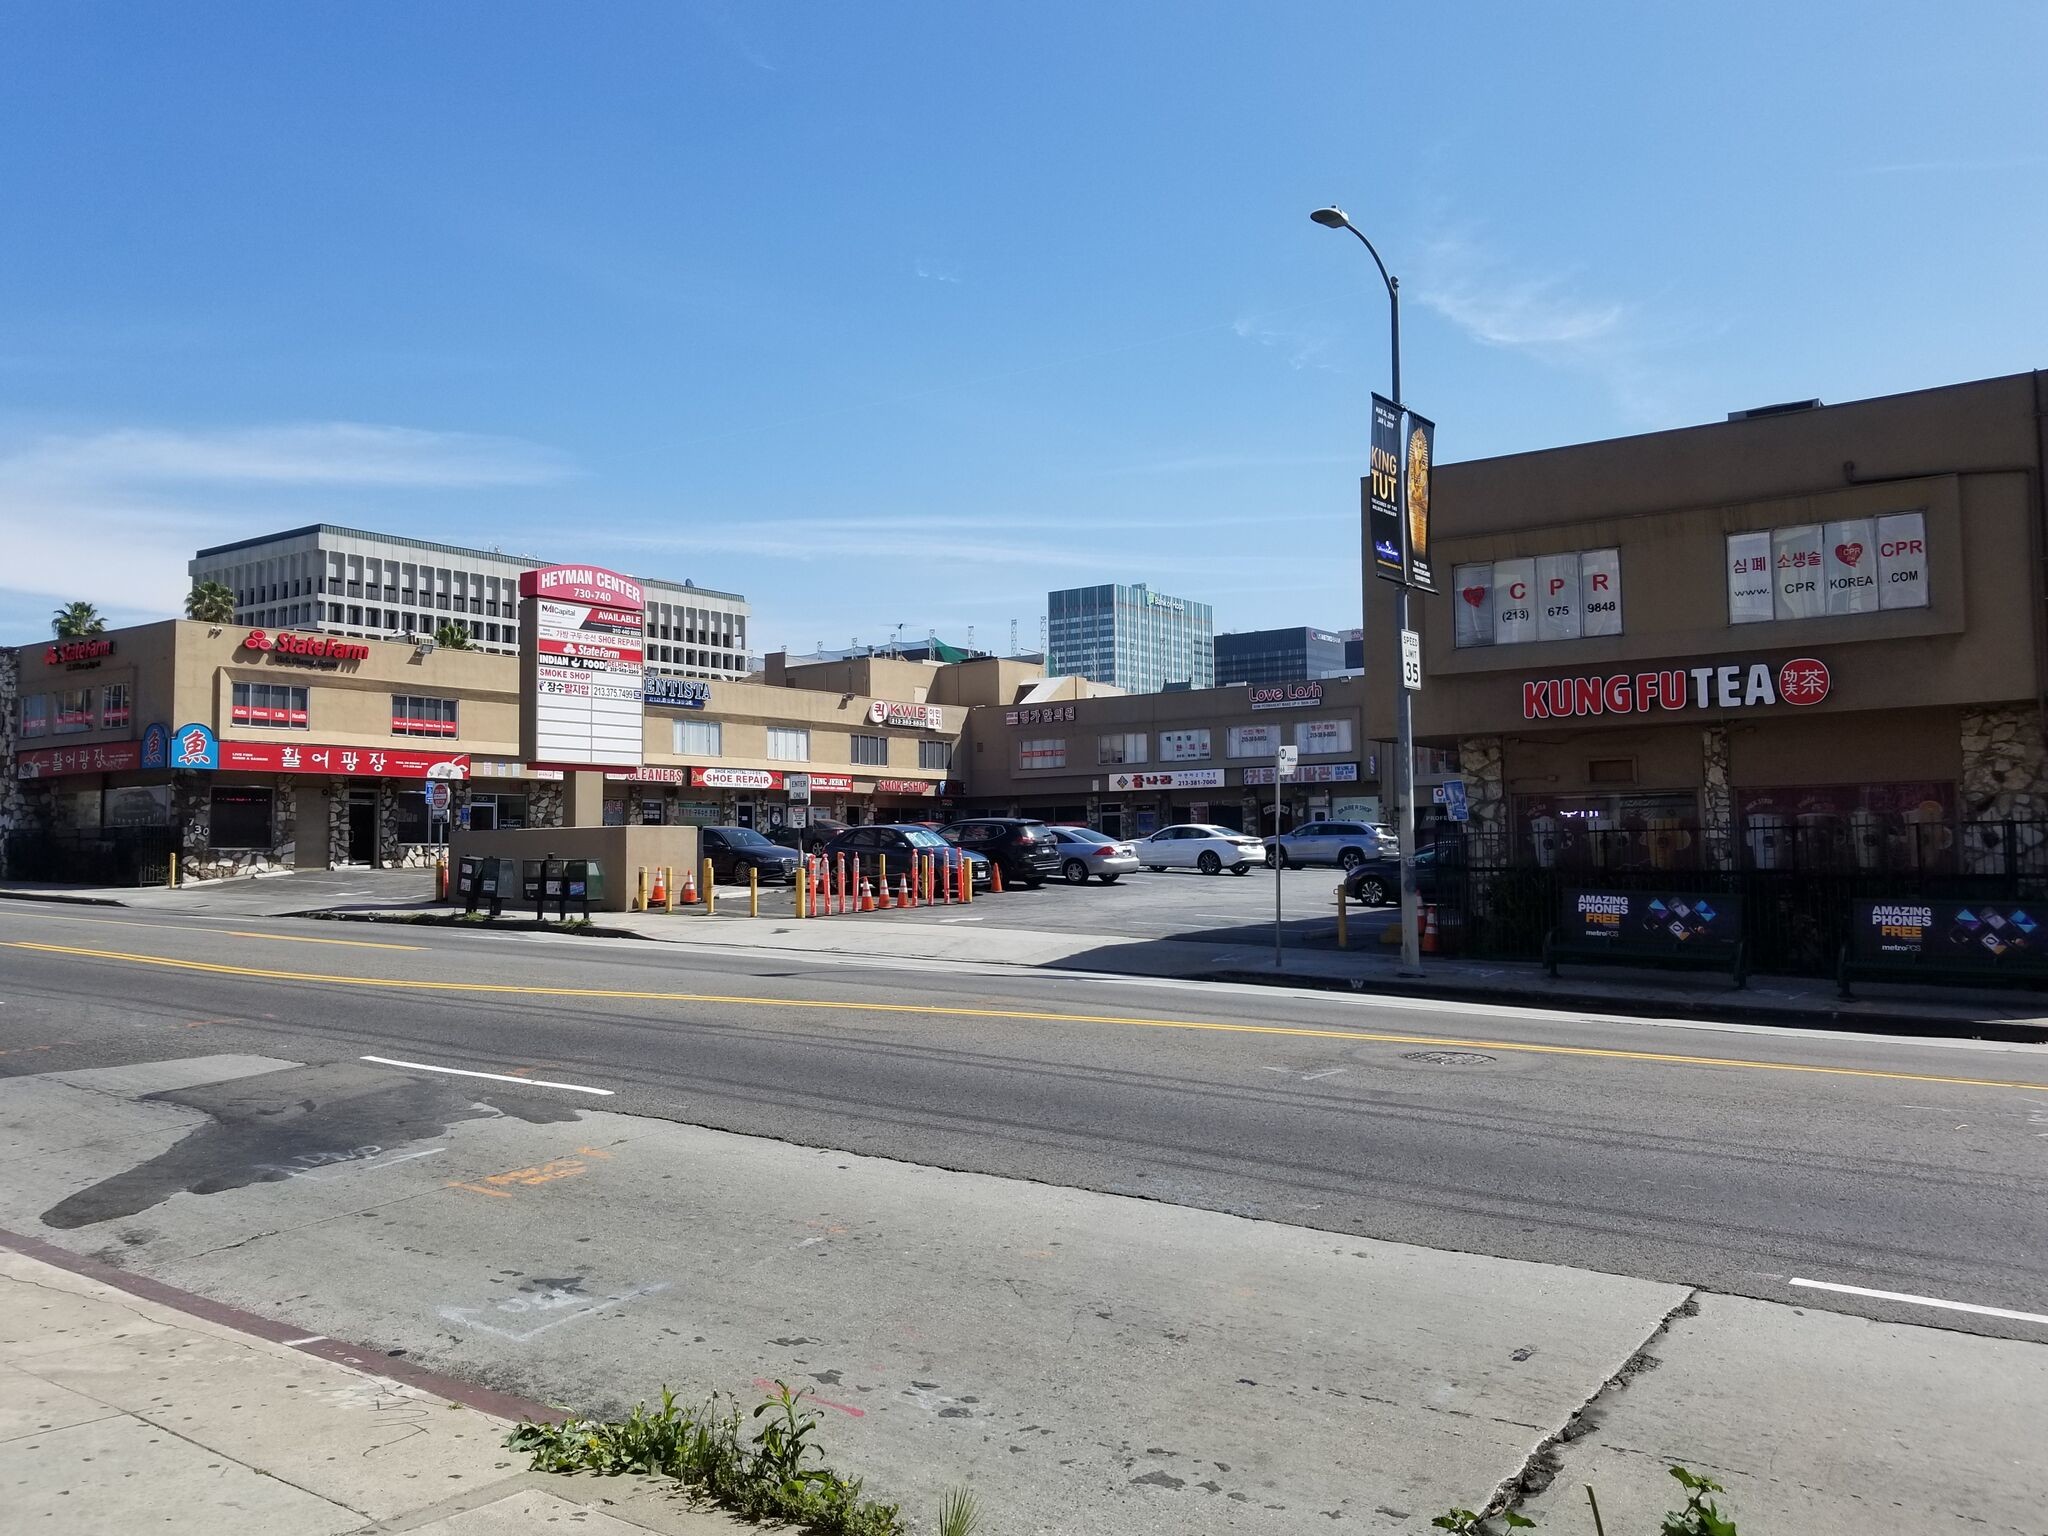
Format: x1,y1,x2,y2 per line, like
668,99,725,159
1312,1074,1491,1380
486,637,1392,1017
1544,891,1748,988
1839,899,2048,999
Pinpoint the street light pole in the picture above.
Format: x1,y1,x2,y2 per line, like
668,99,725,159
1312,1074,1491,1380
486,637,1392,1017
1311,206,1421,974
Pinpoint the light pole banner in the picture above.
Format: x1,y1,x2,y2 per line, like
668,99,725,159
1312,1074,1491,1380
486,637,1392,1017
1367,394,1407,585
1404,411,1436,592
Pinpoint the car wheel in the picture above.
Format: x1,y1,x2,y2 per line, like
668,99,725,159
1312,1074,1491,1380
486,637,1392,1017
1265,847,1280,868
1355,875,1390,905
1230,862,1251,875
1197,851,1222,875
1099,873,1120,884
1338,847,1365,871
1062,858,1089,885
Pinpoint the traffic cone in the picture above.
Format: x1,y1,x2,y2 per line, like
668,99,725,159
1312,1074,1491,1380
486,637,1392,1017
896,874,911,909
989,861,1004,894
650,867,667,910
860,875,876,912
1419,903,1440,954
679,866,698,906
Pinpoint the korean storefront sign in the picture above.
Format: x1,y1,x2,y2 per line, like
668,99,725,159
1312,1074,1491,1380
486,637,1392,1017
214,743,469,778
171,722,219,769
1109,768,1225,791
1158,729,1211,762
867,699,944,730
16,741,143,779
518,563,646,771
1728,512,1928,623
1522,657,1831,720
1241,761,1360,786
1003,704,1077,726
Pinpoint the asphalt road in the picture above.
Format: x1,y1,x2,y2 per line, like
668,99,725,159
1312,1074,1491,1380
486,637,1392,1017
3,902,2044,1337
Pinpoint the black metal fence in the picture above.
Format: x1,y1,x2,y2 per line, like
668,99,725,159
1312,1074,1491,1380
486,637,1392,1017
1424,822,2048,977
3,829,178,887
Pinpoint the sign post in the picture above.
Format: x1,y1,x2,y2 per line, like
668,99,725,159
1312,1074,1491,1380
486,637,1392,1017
1274,743,1298,968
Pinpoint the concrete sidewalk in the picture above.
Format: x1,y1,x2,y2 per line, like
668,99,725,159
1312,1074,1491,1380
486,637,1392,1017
0,1242,741,1534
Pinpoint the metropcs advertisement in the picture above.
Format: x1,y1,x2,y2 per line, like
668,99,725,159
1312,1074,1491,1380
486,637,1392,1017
1522,657,1831,720
518,563,646,771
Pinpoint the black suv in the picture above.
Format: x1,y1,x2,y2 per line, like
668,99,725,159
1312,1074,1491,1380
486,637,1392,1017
767,818,848,853
939,818,1064,889
700,826,801,884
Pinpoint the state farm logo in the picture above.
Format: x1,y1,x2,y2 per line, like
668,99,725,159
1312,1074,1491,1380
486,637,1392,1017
241,628,274,652
241,628,371,664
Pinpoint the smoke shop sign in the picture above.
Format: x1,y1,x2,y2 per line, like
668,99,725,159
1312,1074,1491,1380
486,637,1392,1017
1523,657,1830,720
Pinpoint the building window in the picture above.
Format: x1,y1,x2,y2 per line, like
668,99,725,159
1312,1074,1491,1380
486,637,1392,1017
100,683,132,730
21,694,49,737
766,726,810,762
209,786,274,850
231,682,309,728
918,738,951,771
389,789,448,846
1097,732,1148,765
1226,724,1279,758
1727,512,1927,623
53,688,93,734
851,734,889,766
1158,728,1211,762
674,717,722,756
1453,549,1622,647
467,793,528,832
1294,719,1353,755
391,695,459,737
1017,738,1067,770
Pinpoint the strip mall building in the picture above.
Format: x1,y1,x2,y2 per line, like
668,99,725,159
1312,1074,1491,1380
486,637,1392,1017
1359,370,2048,872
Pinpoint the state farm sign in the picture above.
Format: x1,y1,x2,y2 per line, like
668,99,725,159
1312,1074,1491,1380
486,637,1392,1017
1523,658,1830,720
241,629,371,664
866,699,944,730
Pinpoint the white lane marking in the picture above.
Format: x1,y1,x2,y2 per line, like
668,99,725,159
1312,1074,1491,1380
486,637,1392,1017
360,1056,614,1096
286,1335,328,1347
1788,1277,2048,1326
274,1147,450,1182
1302,1067,1348,1081
937,917,984,924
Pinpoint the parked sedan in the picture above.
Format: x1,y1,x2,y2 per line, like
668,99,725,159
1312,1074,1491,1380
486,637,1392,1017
1265,820,1396,871
1046,826,1138,884
819,824,991,888
1342,842,1463,906
1134,823,1265,875
700,825,801,884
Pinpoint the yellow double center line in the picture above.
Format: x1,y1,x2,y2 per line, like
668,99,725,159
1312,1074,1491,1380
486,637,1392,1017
7,940,2047,1095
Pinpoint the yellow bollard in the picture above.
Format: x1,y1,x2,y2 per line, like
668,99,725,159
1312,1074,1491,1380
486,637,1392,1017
796,866,808,919
168,850,178,888
703,857,717,917
635,865,648,913
749,865,759,917
964,856,974,903
662,865,674,913
1335,883,1349,949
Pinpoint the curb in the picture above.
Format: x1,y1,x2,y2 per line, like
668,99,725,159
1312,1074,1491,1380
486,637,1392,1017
0,1225,564,1424
307,909,649,941
0,889,128,907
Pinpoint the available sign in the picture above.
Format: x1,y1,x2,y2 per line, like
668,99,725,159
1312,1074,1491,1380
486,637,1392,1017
240,629,371,665
1563,889,1743,951
16,741,142,779
867,699,944,730
1850,899,2046,962
1242,761,1360,785
519,563,645,771
1109,769,1224,791
1523,658,1830,720
690,766,781,790
44,637,116,668
1248,680,1325,710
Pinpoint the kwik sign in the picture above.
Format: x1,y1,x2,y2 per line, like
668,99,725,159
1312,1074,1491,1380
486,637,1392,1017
1523,657,1830,720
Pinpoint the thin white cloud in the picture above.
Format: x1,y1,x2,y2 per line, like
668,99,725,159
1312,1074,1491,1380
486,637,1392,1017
2,422,571,488
913,258,962,284
1231,312,1335,371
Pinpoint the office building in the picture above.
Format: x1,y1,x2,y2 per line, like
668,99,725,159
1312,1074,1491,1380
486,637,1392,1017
1045,582,1214,693
1214,626,1348,687
188,525,751,680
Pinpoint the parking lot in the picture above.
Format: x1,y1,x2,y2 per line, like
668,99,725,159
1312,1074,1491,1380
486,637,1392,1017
704,859,1402,951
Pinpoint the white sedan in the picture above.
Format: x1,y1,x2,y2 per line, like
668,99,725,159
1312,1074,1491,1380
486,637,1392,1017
1135,824,1265,875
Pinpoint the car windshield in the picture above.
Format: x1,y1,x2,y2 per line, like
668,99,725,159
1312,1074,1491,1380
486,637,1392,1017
1061,828,1113,844
722,829,775,848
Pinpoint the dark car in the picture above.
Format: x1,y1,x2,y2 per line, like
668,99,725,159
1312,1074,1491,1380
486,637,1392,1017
1342,841,1464,906
818,824,990,888
701,825,802,884
767,818,849,853
939,818,1064,889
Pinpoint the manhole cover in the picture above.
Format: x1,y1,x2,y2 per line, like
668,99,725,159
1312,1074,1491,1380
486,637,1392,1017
1400,1050,1496,1065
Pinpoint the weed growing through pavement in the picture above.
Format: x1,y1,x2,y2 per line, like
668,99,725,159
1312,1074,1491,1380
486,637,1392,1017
937,1485,983,1536
507,1382,904,1536
1433,1467,1738,1534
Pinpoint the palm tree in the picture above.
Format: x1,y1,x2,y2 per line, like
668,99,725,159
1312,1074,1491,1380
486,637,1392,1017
184,580,236,624
50,602,106,638
433,621,475,651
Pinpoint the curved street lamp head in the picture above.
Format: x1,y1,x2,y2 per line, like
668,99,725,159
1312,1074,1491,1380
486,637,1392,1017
1309,205,1351,230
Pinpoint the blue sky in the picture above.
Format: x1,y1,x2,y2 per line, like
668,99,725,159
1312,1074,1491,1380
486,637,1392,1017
3,2,2044,654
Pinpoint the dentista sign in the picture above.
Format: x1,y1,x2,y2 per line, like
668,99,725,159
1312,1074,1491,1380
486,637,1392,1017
1523,657,1830,720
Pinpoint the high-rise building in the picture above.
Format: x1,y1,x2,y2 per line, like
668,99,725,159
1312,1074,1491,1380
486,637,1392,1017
188,524,751,680
1045,582,1214,693
1214,626,1348,687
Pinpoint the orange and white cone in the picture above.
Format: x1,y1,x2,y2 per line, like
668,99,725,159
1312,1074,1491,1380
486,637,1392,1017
860,876,876,912
679,867,698,906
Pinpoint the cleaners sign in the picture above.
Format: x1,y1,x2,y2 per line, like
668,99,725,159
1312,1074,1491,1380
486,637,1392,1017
1523,657,1830,720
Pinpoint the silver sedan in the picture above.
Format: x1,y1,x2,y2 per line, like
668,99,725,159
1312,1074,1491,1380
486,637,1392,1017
1047,826,1138,884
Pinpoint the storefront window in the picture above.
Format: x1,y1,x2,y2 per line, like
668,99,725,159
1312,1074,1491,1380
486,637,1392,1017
53,688,92,734
918,739,951,771
391,695,459,737
676,718,722,755
1738,782,1955,872
1516,792,1701,870
100,684,132,729
232,682,309,729
20,695,48,737
1727,512,1927,624
1294,719,1353,755
851,734,888,766
389,789,448,846
1017,738,1066,770
766,726,809,761
1097,732,1147,765
468,793,528,831
210,787,274,850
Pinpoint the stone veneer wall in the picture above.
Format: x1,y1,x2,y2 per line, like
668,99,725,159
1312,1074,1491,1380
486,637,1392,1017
0,649,22,874
1456,735,1506,843
531,780,565,828
1959,705,2048,819
177,772,299,881
1700,724,1735,870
